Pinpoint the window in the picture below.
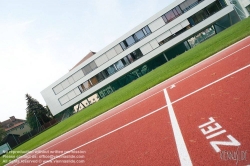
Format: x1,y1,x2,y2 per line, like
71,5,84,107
143,26,151,35
189,9,209,25
81,81,92,91
122,57,130,66
96,73,105,82
187,26,215,48
246,5,250,14
78,85,84,93
82,65,92,75
125,36,136,46
115,60,125,70
127,54,135,63
89,61,97,70
135,30,145,41
180,0,201,12
206,1,222,15
101,70,109,78
175,6,183,15
173,8,179,17
165,10,176,22
120,41,128,50
132,49,143,59
90,76,99,86
106,65,117,75
162,15,168,23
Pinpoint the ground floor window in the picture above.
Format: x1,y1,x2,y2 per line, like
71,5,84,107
246,5,250,14
187,25,216,48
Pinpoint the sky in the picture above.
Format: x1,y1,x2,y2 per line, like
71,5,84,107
0,0,175,122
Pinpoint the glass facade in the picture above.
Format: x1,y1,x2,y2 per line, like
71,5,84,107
135,30,145,41
179,0,204,13
245,5,250,14
115,60,125,70
188,25,216,48
52,0,209,96
162,6,183,24
126,36,136,46
59,0,232,107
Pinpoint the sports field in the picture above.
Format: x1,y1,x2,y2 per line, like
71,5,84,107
5,33,250,166
1,17,250,166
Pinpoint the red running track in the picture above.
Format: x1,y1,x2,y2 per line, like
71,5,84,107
7,37,250,166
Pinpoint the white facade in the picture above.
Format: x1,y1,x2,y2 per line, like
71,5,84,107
41,0,241,116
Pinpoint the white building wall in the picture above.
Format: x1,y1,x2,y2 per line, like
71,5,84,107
41,0,235,116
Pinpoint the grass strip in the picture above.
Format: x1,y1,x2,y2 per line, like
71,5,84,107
1,17,250,166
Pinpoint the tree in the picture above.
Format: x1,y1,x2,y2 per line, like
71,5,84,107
25,94,52,130
0,126,6,141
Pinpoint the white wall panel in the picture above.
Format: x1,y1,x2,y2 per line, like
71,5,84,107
95,54,108,67
156,31,171,43
53,84,63,94
74,87,81,96
114,44,123,54
148,17,165,32
149,39,159,49
140,43,153,55
106,48,117,59
180,19,190,28
68,76,74,85
72,70,84,82
67,90,76,100
61,79,70,89
59,95,69,105
170,24,182,34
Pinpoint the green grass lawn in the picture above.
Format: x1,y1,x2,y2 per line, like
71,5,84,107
1,17,250,166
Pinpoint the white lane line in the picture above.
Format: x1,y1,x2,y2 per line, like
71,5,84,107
165,43,250,90
10,38,250,165
163,89,192,166
172,64,250,105
10,91,163,165
38,105,168,166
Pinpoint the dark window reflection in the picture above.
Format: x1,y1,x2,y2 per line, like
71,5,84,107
126,36,136,46
135,30,145,41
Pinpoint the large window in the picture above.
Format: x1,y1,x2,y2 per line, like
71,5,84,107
132,49,143,59
115,60,125,70
135,30,145,41
143,26,151,35
120,41,128,50
89,61,97,70
126,36,136,46
81,81,92,91
119,25,151,50
165,10,176,22
101,70,109,78
162,6,183,24
82,65,92,75
218,0,227,8
187,26,216,48
206,1,222,15
106,65,117,75
90,76,99,86
179,0,202,13
122,57,130,66
188,9,208,26
127,54,135,63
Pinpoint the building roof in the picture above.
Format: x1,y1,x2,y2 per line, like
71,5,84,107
0,116,26,132
69,51,96,71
